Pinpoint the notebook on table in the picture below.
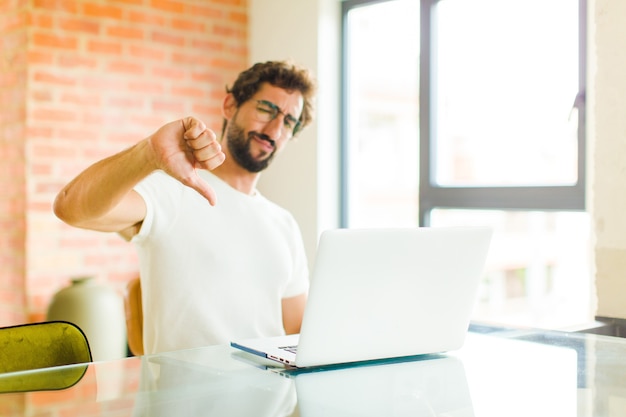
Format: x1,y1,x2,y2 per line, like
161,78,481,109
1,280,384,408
231,226,492,368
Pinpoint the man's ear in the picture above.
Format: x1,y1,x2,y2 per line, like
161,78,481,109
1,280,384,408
222,94,237,120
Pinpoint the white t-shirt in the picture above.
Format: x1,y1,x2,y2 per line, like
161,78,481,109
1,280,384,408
132,170,309,354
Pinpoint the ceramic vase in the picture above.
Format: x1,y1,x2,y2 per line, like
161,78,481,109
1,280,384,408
47,276,127,361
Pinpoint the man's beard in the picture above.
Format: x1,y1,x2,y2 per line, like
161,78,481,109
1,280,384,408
226,121,276,173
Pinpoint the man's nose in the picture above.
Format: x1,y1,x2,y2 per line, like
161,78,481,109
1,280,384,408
262,116,286,141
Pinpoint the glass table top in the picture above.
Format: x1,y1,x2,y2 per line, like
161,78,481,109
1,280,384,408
0,327,625,416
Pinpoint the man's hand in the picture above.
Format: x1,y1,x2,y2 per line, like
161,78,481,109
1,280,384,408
147,117,226,205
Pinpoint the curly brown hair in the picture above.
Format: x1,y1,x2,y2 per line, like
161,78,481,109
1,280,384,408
223,61,316,137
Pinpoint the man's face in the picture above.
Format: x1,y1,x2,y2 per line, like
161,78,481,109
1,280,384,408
225,83,304,173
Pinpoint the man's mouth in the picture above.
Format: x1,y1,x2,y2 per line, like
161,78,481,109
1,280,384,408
250,132,275,151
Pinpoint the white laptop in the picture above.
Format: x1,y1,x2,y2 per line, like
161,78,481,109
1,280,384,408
231,227,492,368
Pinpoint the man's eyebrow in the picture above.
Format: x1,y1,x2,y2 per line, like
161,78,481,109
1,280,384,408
263,99,299,122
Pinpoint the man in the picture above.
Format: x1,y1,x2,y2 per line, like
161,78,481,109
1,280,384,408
54,61,316,354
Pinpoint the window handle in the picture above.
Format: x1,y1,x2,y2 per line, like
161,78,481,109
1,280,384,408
569,90,585,121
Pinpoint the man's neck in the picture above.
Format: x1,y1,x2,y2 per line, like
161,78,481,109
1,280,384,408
211,162,260,196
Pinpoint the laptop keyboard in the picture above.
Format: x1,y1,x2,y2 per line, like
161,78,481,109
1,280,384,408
279,345,298,354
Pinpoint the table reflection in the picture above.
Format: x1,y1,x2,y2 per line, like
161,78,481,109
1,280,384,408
132,347,473,417
132,352,297,417
283,355,473,417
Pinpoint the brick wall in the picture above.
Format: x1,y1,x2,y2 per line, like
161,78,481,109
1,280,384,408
0,1,28,325
0,0,248,326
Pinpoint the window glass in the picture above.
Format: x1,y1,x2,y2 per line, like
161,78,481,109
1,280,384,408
434,0,579,186
344,0,420,228
430,209,592,328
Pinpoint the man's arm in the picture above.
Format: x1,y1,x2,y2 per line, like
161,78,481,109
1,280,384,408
54,117,225,236
282,293,307,334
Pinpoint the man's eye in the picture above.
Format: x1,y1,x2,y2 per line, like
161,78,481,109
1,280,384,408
257,106,274,115
284,117,297,128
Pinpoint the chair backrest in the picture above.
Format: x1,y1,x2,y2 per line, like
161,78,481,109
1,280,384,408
124,277,144,356
0,321,92,374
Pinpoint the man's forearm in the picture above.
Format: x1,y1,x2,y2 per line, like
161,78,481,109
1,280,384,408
53,139,155,231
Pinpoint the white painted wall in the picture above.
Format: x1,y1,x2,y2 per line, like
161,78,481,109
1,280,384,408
249,0,342,271
590,0,626,319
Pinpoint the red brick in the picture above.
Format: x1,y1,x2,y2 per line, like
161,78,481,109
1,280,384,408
58,162,94,177
151,99,185,113
209,57,242,71
151,0,184,13
0,9,28,32
57,127,99,140
105,131,142,143
27,201,52,212
80,73,120,92
126,81,165,95
58,54,99,68
212,0,245,5
191,71,223,83
171,18,205,32
0,72,21,89
32,0,79,13
60,92,102,107
26,126,54,138
107,96,144,108
0,290,22,305
31,108,78,123
171,52,211,66
84,254,124,266
170,86,207,99
110,0,144,5
32,32,79,49
29,12,54,29
83,147,124,160
2,25,28,48
187,5,224,19
30,143,78,158
27,50,55,65
27,312,45,323
208,88,227,101
152,66,185,79
31,163,53,175
59,237,104,249
86,39,123,54
213,24,246,39
106,60,145,75
83,2,123,20
191,103,216,116
30,89,53,101
106,25,144,40
128,10,167,25
130,114,171,129
151,30,185,46
230,44,248,57
228,11,247,25
191,39,224,52
81,112,105,125
33,70,77,86
59,17,101,34
128,45,166,61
